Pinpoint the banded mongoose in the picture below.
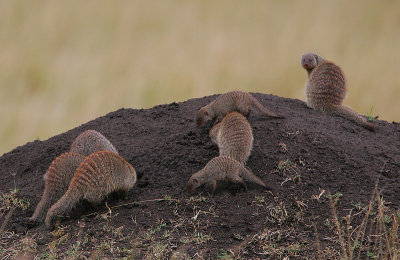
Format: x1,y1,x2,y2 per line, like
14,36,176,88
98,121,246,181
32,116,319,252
196,91,283,126
209,112,253,164
70,129,118,156
301,52,375,131
187,156,266,193
45,151,137,229
28,152,85,224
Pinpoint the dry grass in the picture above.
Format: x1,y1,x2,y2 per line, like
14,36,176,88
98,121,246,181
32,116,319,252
324,189,400,259
1,0,400,154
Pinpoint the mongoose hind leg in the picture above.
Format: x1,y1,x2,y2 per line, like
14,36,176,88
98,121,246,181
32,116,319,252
115,189,129,200
85,193,105,206
27,218,39,228
232,175,247,191
211,180,217,194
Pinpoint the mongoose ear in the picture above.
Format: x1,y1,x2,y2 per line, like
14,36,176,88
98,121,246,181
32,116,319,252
204,111,209,117
314,54,324,64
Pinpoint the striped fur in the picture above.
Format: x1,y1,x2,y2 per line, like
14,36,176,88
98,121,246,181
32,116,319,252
45,151,136,229
302,52,375,131
187,156,266,193
210,112,253,164
196,91,282,126
29,152,85,224
70,129,118,156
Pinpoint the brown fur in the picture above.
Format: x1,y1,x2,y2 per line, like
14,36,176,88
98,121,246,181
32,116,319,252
209,112,253,164
28,152,85,224
301,52,375,131
187,156,266,193
196,91,282,126
70,129,118,156
45,151,136,229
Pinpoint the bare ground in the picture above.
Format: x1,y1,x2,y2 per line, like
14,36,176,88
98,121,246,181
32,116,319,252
0,93,399,259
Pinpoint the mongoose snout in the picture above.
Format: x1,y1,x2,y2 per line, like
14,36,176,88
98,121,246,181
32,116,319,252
301,52,325,74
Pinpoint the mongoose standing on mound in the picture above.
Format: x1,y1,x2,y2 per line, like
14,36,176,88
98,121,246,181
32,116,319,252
187,156,267,193
196,91,283,126
28,152,85,224
301,52,375,131
209,112,253,164
70,129,118,156
45,151,137,229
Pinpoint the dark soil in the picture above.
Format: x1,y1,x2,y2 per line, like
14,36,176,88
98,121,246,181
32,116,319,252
1,93,399,259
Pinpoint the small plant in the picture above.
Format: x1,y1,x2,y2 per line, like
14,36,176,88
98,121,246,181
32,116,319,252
324,219,332,229
233,233,244,241
266,202,288,225
180,232,212,244
186,194,207,204
366,106,375,122
326,192,343,205
192,232,212,244
293,173,302,183
0,189,30,214
216,250,232,259
252,195,265,207
278,142,288,153
146,242,171,260
352,202,363,211
276,160,294,173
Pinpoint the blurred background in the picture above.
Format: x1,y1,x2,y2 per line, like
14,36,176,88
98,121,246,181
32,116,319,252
1,1,399,155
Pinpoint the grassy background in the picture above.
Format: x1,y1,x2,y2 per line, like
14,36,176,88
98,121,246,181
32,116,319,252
1,1,399,155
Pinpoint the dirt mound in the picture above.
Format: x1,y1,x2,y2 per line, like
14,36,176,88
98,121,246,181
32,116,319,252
1,93,399,259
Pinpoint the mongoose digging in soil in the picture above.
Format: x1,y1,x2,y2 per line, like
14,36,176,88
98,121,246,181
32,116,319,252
187,156,267,193
45,151,136,229
196,91,283,126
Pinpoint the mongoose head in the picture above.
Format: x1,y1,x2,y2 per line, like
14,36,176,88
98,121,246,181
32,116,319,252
196,107,213,126
187,174,202,192
209,123,221,145
301,52,325,74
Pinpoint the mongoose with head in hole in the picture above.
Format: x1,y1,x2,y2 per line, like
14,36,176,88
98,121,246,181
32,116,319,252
187,156,267,193
196,91,283,126
45,151,136,229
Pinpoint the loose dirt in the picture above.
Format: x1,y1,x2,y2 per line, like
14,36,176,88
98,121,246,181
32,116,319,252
1,93,399,259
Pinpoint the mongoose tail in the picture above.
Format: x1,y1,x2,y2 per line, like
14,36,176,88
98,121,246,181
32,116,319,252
45,188,82,229
332,105,376,131
28,190,52,224
249,95,285,119
239,167,267,188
